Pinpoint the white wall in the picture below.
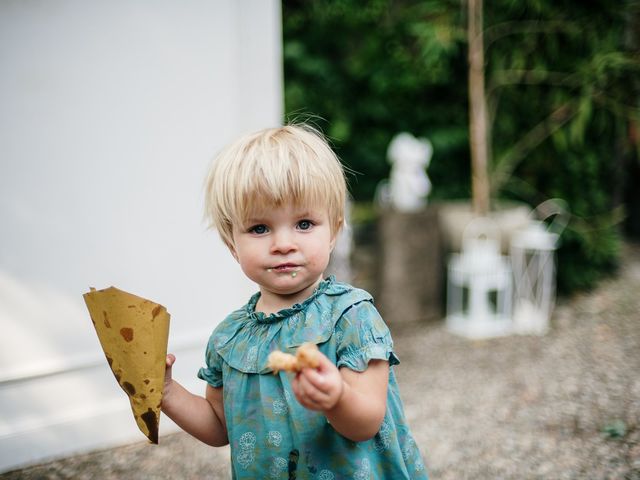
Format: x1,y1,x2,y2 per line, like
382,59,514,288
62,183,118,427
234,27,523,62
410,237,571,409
0,0,283,472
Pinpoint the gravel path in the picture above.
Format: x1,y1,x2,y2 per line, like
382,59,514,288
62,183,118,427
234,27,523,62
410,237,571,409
4,244,639,479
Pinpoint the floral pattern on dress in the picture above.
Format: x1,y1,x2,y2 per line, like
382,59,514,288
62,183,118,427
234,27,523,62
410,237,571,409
236,432,256,469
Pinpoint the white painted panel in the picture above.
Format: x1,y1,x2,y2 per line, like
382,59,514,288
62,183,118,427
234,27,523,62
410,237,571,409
0,339,204,470
0,0,282,472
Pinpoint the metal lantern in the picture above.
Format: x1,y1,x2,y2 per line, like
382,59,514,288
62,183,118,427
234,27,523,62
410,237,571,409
510,199,569,335
446,217,512,339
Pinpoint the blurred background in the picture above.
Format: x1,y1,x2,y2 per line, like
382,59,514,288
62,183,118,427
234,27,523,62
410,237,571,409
1,0,639,477
282,0,639,294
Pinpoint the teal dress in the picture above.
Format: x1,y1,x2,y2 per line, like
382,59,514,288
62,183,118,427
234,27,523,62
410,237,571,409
198,277,428,479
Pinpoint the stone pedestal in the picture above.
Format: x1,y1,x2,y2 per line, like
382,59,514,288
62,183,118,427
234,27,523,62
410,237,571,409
437,200,531,253
376,206,442,325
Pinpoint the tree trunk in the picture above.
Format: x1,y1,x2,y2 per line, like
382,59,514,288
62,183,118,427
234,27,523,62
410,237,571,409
468,0,490,216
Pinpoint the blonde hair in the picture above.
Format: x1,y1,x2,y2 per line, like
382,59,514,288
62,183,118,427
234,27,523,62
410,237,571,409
204,124,347,249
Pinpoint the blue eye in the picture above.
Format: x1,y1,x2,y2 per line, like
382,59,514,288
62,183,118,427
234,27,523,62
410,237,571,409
298,220,313,230
249,224,268,234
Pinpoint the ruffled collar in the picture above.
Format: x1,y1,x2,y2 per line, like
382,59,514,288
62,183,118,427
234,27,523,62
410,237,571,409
246,276,336,324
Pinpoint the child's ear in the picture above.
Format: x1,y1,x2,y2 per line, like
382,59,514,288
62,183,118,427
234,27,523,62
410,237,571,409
329,222,343,252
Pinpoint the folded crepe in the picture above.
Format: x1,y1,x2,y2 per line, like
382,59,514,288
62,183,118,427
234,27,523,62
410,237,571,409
83,286,170,444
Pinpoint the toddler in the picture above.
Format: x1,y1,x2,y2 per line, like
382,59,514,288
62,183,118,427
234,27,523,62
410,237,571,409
162,124,428,479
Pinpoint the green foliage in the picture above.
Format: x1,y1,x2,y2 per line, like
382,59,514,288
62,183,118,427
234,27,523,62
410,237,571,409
283,0,640,292
603,419,627,439
284,0,470,200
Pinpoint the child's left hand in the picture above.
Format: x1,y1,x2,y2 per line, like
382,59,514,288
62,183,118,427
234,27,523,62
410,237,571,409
291,351,344,412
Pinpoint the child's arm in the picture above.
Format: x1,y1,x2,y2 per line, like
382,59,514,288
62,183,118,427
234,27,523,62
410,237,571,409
161,354,229,447
291,353,388,442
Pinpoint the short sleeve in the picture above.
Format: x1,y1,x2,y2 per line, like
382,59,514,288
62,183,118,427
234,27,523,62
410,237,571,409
197,336,223,387
335,300,400,372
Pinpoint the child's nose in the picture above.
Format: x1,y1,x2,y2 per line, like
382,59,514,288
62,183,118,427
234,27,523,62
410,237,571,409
270,229,297,254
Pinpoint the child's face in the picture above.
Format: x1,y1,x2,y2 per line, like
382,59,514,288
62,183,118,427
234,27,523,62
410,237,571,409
230,201,336,305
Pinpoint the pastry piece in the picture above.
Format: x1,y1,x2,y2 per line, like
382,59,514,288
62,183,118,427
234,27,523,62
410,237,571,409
267,351,299,373
83,286,170,444
267,342,321,373
296,342,321,369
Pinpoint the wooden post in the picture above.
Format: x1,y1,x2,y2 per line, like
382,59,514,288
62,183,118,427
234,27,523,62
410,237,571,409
468,0,490,216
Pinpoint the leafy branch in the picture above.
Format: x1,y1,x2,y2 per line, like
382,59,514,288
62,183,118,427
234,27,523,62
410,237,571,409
491,102,577,195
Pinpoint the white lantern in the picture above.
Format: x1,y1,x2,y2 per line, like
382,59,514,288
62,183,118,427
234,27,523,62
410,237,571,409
446,217,512,339
510,199,569,335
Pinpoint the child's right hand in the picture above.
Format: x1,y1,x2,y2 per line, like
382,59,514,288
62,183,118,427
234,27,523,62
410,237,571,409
291,351,344,412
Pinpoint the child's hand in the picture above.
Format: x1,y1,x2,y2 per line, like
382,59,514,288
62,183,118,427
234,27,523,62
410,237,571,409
291,351,344,412
163,354,176,399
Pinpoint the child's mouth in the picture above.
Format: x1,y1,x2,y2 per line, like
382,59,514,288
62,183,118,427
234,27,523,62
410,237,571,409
268,263,300,273
275,264,298,272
